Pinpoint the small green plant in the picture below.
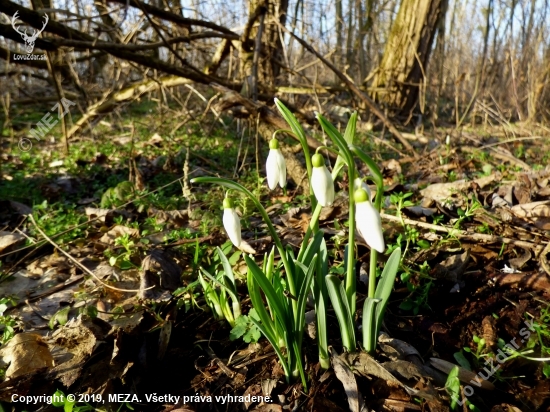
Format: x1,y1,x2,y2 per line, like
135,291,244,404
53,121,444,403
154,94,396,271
445,366,461,410
106,233,139,270
31,201,86,245
49,306,71,329
173,280,201,313
445,366,482,411
453,197,483,229
100,181,136,208
399,261,433,314
463,335,486,364
0,297,19,344
229,309,261,343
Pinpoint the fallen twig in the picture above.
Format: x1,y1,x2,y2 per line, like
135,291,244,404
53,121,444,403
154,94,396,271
380,212,548,252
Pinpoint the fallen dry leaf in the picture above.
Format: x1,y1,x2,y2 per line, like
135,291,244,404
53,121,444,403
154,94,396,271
331,350,363,412
0,231,25,254
0,333,54,379
100,225,140,244
49,317,98,386
511,200,550,230
420,173,501,202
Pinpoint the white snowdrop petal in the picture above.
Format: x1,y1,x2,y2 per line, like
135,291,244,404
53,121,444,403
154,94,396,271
311,166,335,206
266,150,279,190
356,201,385,253
275,150,287,188
223,208,242,247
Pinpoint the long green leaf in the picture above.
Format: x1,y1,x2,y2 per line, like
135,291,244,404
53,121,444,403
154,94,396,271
374,247,401,335
247,267,276,341
249,317,291,381
332,113,357,177
350,145,384,190
198,271,224,320
216,247,240,320
295,255,318,338
325,274,356,351
342,112,357,145
274,99,313,188
362,297,381,353
314,238,329,369
244,255,291,337
299,230,324,269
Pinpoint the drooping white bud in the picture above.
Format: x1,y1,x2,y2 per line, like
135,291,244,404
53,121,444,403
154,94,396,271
354,188,385,253
266,139,286,190
222,197,242,247
311,153,335,206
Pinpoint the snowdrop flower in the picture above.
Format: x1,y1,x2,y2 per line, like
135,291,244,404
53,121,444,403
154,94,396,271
266,138,286,190
311,153,335,206
354,188,385,253
223,196,241,247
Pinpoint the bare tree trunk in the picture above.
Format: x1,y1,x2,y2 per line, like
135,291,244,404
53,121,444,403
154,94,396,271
355,0,366,82
370,0,447,116
335,0,344,70
345,0,354,71
240,0,289,90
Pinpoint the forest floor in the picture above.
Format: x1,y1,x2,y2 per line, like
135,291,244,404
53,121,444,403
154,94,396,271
1,99,550,412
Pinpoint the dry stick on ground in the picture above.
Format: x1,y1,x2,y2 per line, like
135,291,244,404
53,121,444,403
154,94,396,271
28,215,151,293
275,22,417,157
381,212,548,252
67,76,192,138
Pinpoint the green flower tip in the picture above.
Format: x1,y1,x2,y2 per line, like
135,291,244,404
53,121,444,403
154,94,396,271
312,153,325,168
223,197,235,209
354,188,369,203
269,138,279,149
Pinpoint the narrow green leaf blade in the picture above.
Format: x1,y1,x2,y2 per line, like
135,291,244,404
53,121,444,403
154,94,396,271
325,274,356,351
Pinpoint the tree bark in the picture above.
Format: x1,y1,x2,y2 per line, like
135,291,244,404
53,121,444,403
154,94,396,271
240,0,289,89
370,0,447,116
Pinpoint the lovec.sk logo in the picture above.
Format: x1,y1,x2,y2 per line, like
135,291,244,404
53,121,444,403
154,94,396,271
11,11,48,54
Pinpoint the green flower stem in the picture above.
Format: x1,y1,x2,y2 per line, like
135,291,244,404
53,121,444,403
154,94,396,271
316,113,358,314
349,146,383,190
346,166,357,314
274,99,313,184
190,177,297,308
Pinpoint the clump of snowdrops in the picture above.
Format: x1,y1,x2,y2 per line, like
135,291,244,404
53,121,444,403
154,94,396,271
191,100,401,389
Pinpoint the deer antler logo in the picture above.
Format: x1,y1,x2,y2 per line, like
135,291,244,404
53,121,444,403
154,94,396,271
11,11,49,54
